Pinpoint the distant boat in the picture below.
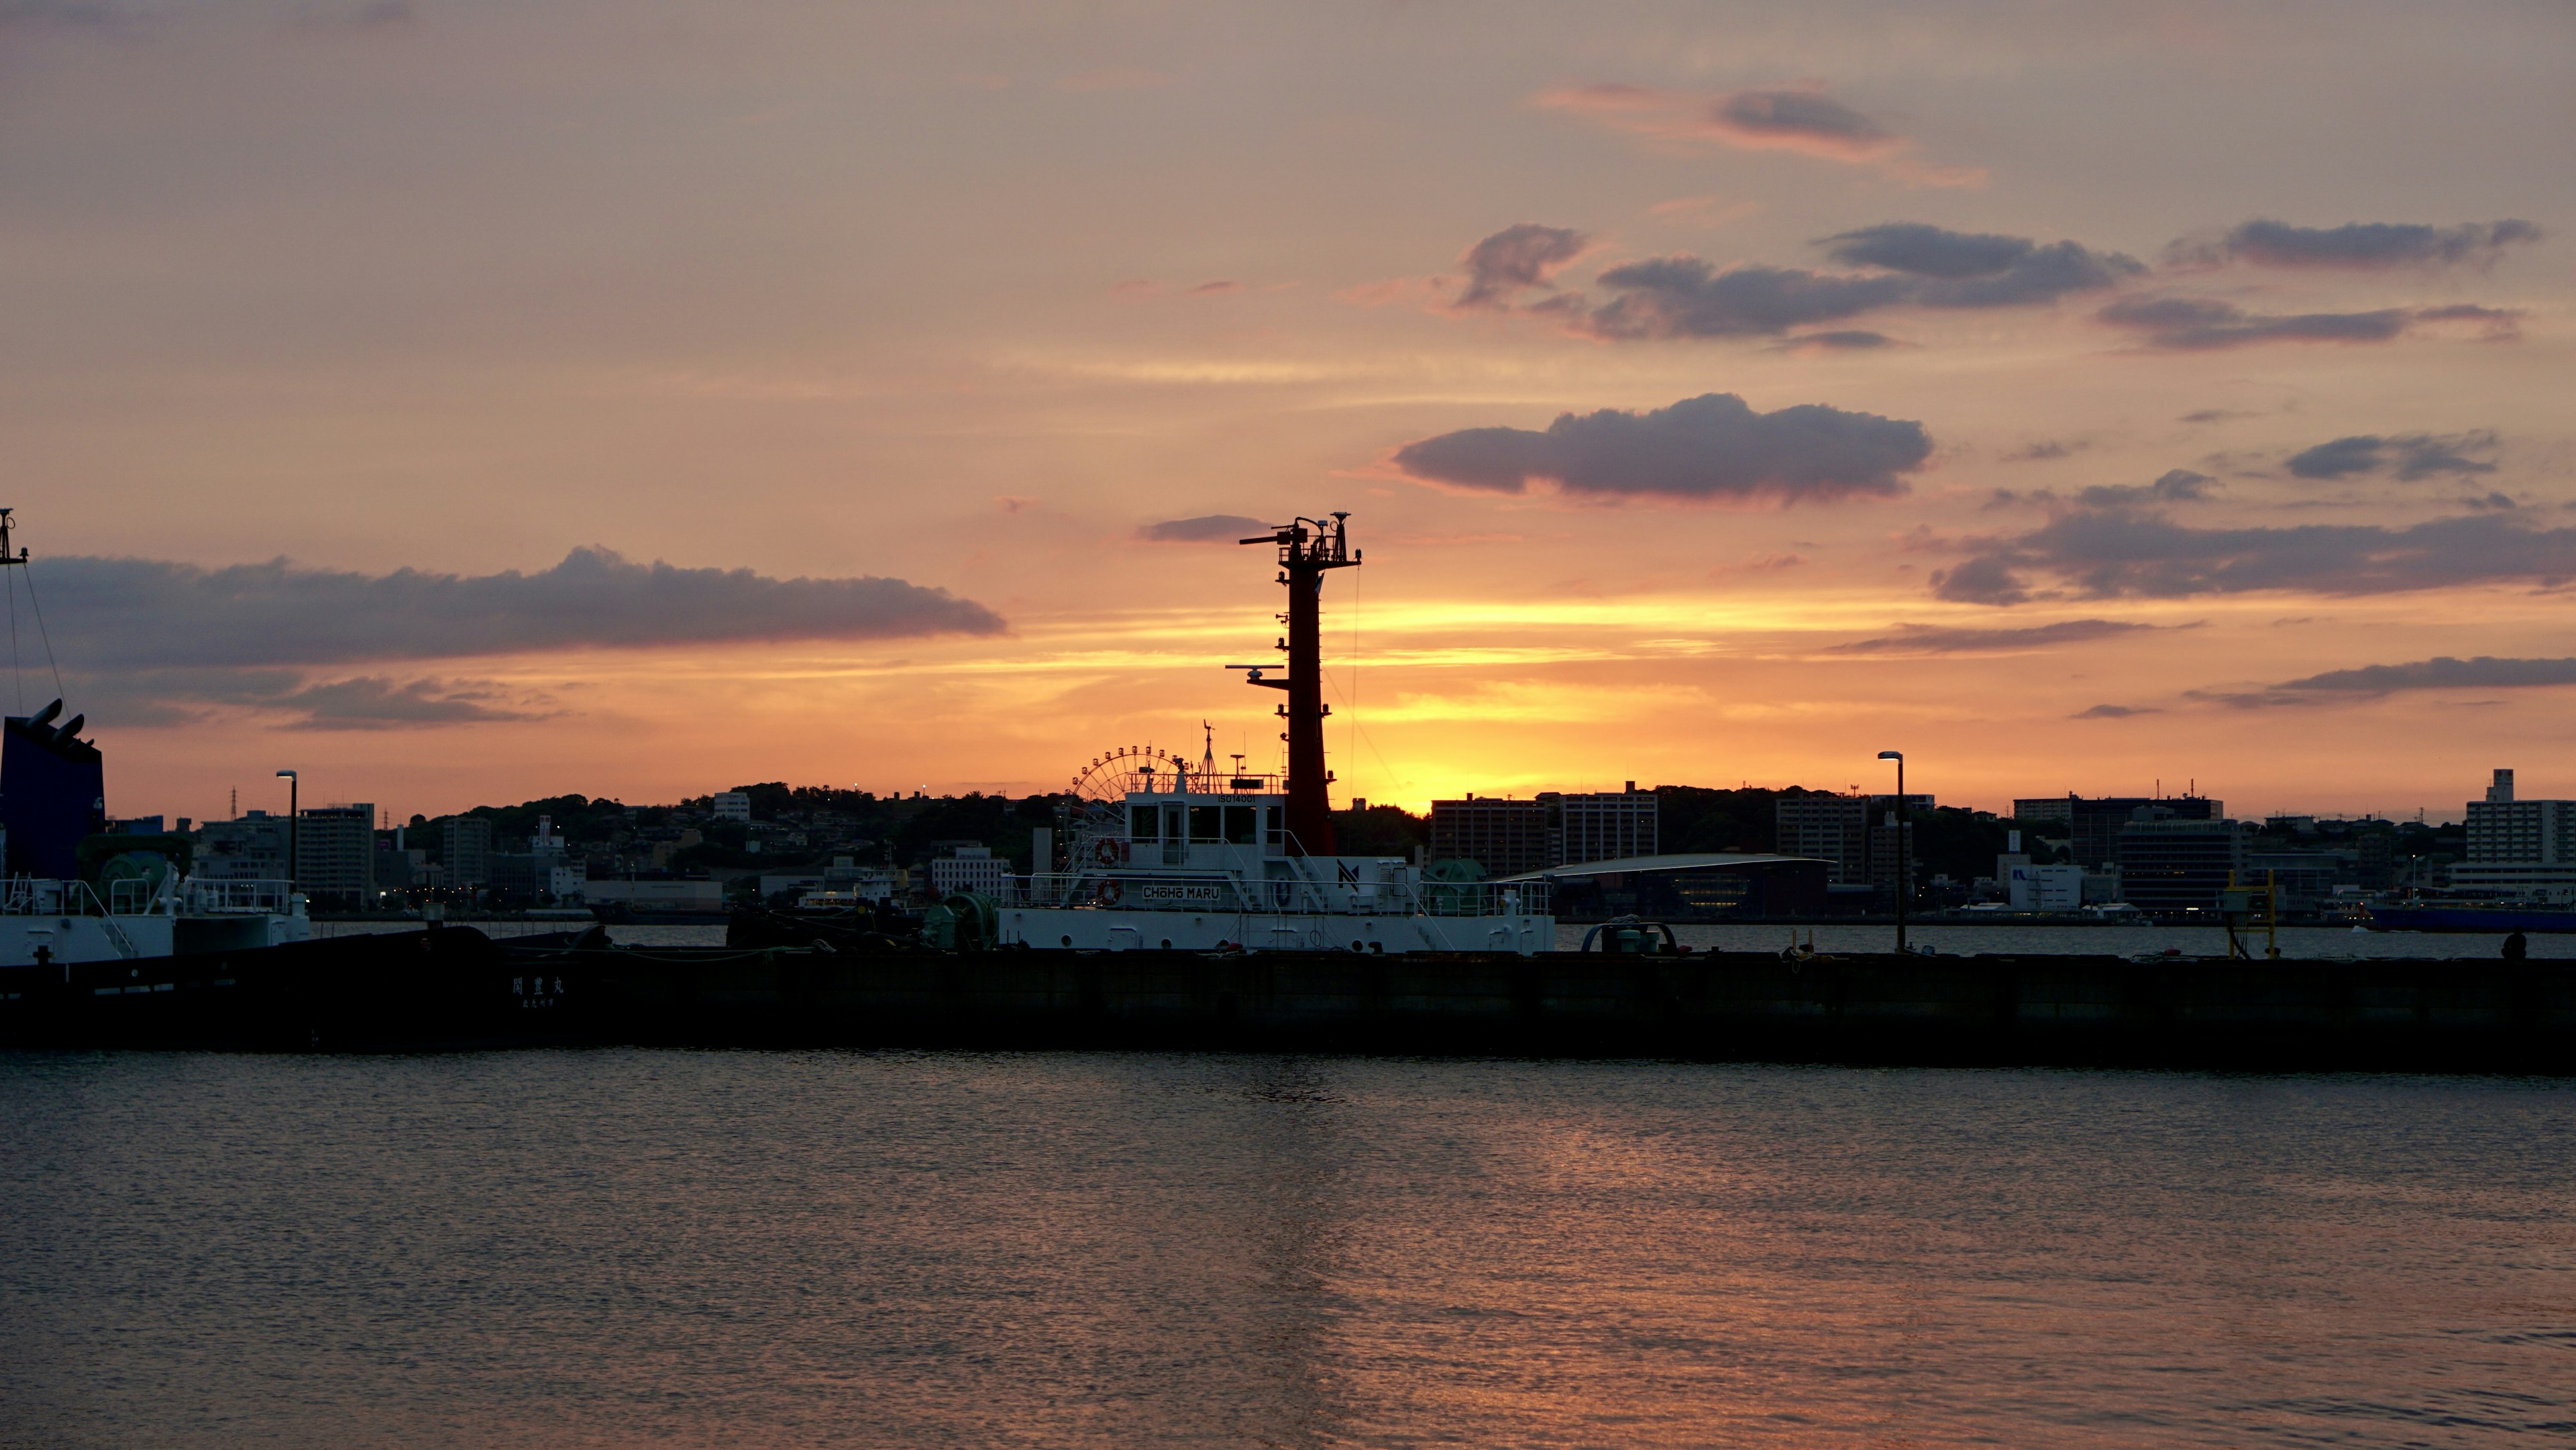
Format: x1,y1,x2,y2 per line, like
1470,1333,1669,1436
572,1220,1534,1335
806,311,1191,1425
2365,902,2576,933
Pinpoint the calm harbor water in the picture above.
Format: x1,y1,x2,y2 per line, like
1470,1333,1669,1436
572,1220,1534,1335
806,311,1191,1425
1,1052,2568,1447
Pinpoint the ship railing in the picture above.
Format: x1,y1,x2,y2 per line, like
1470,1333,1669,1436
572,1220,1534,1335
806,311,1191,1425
180,878,299,915
1014,872,1549,918
1420,881,1550,917
0,878,144,957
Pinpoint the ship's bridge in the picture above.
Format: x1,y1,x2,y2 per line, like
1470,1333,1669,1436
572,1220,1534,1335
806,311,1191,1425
1115,788,1291,866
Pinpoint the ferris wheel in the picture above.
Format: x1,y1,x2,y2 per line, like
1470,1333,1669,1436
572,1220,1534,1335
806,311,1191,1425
1068,745,1186,802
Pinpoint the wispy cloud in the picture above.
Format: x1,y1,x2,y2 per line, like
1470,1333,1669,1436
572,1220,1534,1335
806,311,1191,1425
1825,619,2163,656
2072,703,2159,719
2098,296,2520,350
2193,655,2576,708
1136,514,1266,543
1536,83,1980,185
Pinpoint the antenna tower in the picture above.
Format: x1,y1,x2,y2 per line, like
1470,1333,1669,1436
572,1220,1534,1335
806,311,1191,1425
1235,513,1359,855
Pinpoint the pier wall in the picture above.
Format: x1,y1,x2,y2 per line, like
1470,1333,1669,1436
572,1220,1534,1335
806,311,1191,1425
6,936,2571,1071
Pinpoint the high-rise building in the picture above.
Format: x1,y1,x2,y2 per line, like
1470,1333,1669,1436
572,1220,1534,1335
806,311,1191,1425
1774,794,1869,884
296,805,376,900
2116,818,2247,913
1552,785,1658,865
2454,767,2576,900
1428,796,1553,878
443,816,493,888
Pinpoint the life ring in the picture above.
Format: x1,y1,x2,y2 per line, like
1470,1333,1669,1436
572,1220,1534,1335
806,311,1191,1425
1091,837,1126,866
1096,880,1123,907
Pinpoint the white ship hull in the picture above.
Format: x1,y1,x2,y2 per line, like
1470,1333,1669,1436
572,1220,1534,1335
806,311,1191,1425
1001,905,1552,954
0,877,308,967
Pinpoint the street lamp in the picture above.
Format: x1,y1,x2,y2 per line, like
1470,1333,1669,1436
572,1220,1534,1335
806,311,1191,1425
276,769,298,892
1876,750,1907,954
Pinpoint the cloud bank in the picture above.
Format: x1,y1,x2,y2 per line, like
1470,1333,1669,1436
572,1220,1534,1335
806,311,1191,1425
32,548,1002,729
1392,393,1931,505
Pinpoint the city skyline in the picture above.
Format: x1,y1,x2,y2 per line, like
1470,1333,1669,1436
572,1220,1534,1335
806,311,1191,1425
4,1,2569,822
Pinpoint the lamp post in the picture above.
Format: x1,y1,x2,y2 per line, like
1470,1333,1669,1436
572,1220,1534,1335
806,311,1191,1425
1876,750,1907,954
276,769,298,893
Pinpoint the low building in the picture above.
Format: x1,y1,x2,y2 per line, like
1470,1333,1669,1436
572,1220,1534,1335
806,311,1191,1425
584,877,725,913
1505,852,1829,920
196,812,290,881
928,845,1010,898
712,791,752,823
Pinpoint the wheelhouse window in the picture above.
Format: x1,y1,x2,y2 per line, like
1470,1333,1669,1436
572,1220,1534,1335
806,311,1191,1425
1129,805,1159,839
1189,805,1222,843
1223,805,1257,845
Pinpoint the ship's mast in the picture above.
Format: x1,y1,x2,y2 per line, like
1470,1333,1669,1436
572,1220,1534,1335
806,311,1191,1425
1237,514,1358,856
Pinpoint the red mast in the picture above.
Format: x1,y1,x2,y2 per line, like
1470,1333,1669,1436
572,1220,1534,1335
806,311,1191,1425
1238,514,1358,856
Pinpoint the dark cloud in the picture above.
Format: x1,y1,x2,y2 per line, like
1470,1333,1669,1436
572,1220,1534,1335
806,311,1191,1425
2266,656,2576,697
1933,511,2576,605
2285,431,2499,481
1137,514,1267,543
1536,84,1909,166
1817,223,2143,304
0,0,125,30
1713,89,1888,147
1819,223,2030,278
2180,409,2253,425
2100,296,2522,350
1453,224,1590,310
1582,225,2135,341
2076,469,2216,507
1825,619,2159,656
1392,392,1931,505
1585,260,1911,339
2073,703,2159,718
34,546,1002,673
2178,219,2544,270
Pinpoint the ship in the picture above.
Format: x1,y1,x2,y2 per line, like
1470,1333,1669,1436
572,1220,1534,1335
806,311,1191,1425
0,510,309,969
2365,900,2576,934
994,513,1554,954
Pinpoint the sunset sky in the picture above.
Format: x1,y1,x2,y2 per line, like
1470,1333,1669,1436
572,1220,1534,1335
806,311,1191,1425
3,1,2569,823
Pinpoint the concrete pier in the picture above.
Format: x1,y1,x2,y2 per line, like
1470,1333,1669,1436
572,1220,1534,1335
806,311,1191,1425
7,937,2569,1070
